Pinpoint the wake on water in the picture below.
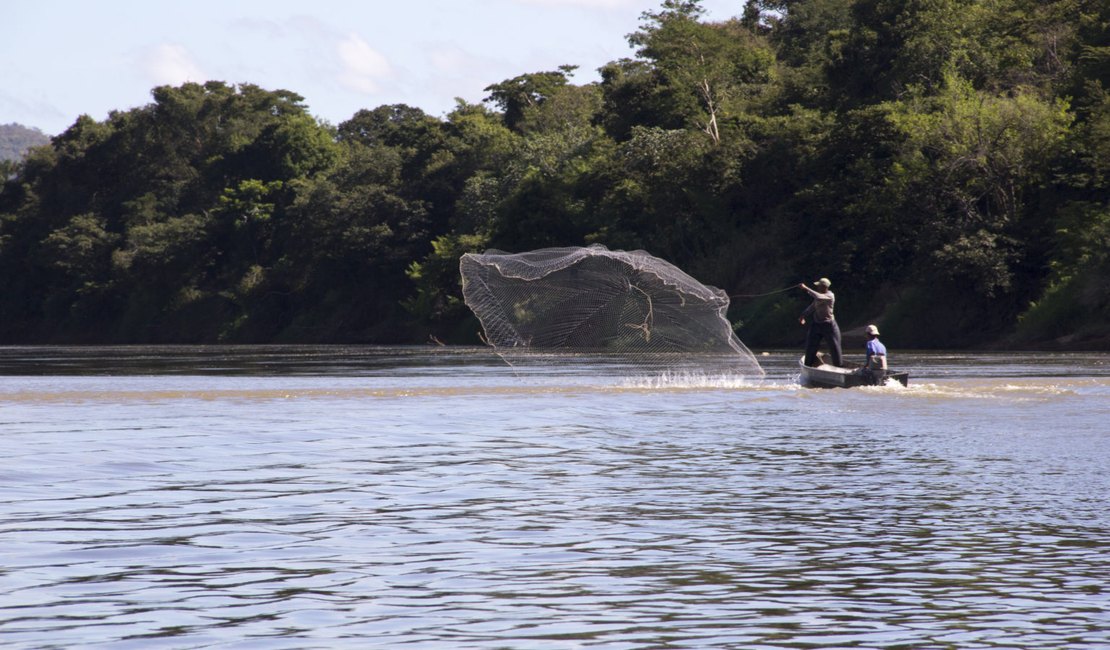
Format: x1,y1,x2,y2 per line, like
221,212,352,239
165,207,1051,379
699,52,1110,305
619,372,1080,403
620,370,796,391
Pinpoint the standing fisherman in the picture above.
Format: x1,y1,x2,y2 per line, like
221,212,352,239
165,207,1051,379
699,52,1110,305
798,277,842,367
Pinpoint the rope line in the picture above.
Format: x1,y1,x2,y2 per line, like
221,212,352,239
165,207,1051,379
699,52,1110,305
729,285,797,299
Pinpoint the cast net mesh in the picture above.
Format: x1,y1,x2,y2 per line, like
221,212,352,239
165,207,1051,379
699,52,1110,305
459,244,764,378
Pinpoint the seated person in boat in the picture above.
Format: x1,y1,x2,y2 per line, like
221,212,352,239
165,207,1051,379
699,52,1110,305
862,324,887,383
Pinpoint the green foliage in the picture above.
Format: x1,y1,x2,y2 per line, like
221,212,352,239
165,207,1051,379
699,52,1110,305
1013,199,1110,344
0,0,1106,348
43,213,119,276
886,73,1072,296
484,67,577,132
628,2,775,144
404,233,490,342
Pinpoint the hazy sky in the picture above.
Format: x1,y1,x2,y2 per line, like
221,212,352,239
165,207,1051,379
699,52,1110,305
4,0,746,135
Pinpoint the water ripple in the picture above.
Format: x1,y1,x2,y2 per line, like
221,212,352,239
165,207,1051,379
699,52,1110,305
1,351,1109,648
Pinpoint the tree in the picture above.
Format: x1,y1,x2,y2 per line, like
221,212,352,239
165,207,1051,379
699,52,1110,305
887,74,1071,297
3,3,1110,348
484,66,578,132
628,0,774,144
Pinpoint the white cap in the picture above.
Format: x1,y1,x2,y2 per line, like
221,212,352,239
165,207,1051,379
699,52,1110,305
865,324,880,336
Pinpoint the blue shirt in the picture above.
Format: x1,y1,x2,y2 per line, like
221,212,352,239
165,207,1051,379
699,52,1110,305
866,339,887,359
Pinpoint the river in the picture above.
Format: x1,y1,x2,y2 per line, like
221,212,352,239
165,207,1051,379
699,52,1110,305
1,346,1108,649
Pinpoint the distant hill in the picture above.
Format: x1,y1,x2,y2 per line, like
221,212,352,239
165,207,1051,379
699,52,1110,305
0,123,50,161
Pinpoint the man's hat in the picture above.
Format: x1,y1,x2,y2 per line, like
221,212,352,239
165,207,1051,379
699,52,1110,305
814,277,831,288
866,324,880,336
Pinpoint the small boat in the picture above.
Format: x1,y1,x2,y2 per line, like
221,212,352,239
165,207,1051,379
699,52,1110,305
798,356,909,388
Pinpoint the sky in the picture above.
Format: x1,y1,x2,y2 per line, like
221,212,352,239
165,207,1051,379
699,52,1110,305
4,0,747,136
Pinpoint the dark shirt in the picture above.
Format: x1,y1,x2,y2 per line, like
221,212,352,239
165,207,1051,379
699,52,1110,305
801,286,835,323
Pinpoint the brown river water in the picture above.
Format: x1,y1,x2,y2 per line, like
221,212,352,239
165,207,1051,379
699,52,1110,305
0,346,1108,649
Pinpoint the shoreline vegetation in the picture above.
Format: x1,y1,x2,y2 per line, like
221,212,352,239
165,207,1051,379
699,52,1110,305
1,0,1108,351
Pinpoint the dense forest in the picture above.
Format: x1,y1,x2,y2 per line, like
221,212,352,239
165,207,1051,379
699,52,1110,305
1,0,1107,349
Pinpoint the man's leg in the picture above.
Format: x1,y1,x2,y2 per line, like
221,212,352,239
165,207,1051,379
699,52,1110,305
827,321,843,367
804,327,822,366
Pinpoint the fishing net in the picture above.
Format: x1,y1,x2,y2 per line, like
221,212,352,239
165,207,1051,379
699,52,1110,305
459,244,765,377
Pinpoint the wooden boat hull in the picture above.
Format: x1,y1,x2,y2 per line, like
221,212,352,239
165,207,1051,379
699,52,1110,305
799,356,909,388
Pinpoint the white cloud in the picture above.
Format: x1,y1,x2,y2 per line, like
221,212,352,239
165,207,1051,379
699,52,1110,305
336,34,392,94
144,43,205,86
